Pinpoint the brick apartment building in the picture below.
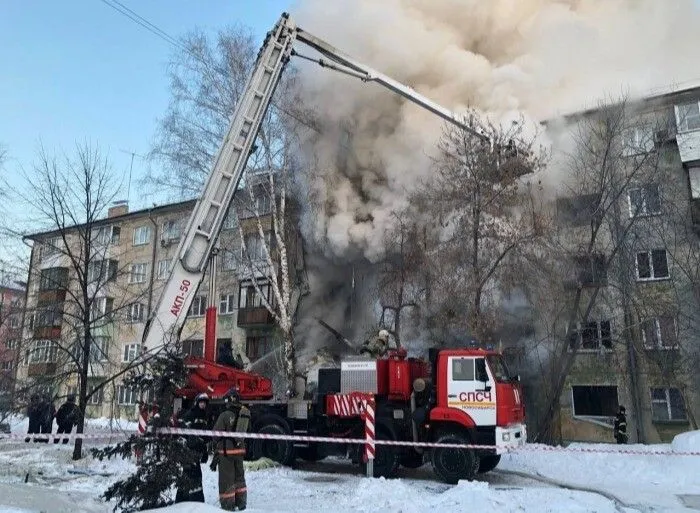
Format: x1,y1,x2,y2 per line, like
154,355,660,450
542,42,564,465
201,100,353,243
16,177,302,420
0,284,24,409
545,85,700,443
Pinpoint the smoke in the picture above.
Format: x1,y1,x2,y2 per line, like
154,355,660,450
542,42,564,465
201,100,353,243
292,0,700,258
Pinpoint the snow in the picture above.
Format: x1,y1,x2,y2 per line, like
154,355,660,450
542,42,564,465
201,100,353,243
1,425,699,513
672,430,700,453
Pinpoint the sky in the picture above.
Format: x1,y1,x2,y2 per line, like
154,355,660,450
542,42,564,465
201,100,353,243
0,0,293,217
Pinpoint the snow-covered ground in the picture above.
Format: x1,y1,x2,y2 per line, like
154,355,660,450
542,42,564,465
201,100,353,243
1,418,698,513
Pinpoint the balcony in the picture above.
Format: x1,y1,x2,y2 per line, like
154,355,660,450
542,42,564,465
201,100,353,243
237,307,274,327
32,326,61,339
27,362,57,377
36,289,66,305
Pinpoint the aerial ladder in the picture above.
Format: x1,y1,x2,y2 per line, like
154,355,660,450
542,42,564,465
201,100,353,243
141,12,515,373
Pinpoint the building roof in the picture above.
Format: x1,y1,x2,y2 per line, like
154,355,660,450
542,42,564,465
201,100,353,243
23,199,197,242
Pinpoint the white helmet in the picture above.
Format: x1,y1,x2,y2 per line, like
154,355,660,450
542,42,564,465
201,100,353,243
378,329,390,342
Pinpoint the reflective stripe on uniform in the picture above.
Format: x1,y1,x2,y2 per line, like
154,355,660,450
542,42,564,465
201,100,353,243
220,490,237,499
235,487,247,493
218,448,246,456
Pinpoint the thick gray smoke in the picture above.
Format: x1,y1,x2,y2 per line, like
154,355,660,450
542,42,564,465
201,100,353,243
293,0,700,258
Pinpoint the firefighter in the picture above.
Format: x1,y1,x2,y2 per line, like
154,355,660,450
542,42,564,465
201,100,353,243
210,387,250,511
614,405,628,444
175,393,211,503
54,394,80,444
37,394,55,443
359,329,390,358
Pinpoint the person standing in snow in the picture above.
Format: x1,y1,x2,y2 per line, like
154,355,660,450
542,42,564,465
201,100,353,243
25,394,42,442
211,387,250,511
175,393,211,503
614,405,628,444
54,395,80,444
36,394,54,443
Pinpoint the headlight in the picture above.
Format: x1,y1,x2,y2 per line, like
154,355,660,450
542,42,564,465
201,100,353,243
502,432,511,442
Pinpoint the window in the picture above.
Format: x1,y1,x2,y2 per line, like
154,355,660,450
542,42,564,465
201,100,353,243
622,125,654,156
156,259,171,280
219,294,236,315
254,194,271,216
182,339,203,358
132,225,152,246
452,358,475,381
222,208,238,230
161,219,182,242
28,340,58,364
93,225,120,245
675,101,700,132
556,194,602,227
221,250,237,271
571,385,618,417
1,360,13,371
129,263,147,284
188,295,207,317
127,302,145,323
5,339,18,350
650,388,687,422
239,281,273,309
689,166,700,200
242,232,271,261
573,253,607,287
642,316,678,349
8,315,20,328
89,336,110,363
87,384,103,405
246,334,274,361
122,343,141,363
117,384,138,405
569,320,612,351
39,267,68,291
34,305,63,328
90,297,114,322
636,250,670,280
41,237,61,260
88,259,118,284
628,184,661,216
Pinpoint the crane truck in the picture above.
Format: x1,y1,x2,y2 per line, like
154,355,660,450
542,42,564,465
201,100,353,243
141,12,527,484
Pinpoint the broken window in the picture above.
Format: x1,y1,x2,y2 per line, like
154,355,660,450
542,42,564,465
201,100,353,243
650,388,687,421
556,194,602,227
636,250,670,280
246,334,275,361
572,385,619,417
569,320,612,351
628,184,661,216
641,316,678,349
573,253,607,287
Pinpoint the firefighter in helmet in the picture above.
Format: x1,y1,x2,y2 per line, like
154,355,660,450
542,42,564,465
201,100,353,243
211,387,250,511
360,329,390,358
175,392,211,503
614,405,628,444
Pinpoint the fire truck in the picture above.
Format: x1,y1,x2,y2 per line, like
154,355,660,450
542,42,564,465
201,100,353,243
141,12,527,484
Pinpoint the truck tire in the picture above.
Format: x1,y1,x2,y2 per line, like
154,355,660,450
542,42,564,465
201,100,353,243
361,424,399,478
399,450,425,469
251,417,296,466
431,431,478,484
298,443,326,462
477,454,501,473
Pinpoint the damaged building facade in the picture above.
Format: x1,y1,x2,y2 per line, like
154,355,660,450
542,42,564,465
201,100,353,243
550,85,700,443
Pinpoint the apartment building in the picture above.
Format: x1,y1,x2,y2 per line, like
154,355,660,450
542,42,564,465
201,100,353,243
17,179,301,420
0,285,24,409
549,85,700,443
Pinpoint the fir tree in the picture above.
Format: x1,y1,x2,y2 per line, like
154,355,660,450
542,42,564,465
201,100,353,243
92,348,201,512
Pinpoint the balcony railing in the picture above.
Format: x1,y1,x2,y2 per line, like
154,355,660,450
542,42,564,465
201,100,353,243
27,362,57,377
237,307,274,327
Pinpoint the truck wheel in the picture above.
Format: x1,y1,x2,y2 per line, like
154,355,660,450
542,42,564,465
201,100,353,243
399,450,424,469
254,421,295,466
431,432,478,484
477,454,501,473
361,425,399,478
298,443,326,462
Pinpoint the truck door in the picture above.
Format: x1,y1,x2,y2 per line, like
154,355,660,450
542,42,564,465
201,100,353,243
447,356,497,426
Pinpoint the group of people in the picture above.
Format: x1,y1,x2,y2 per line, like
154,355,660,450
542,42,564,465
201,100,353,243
175,388,250,511
25,394,80,444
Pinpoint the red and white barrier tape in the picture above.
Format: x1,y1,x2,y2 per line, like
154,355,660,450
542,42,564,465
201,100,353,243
3,427,700,457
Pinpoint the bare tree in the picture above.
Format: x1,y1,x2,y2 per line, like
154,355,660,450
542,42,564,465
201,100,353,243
11,143,156,459
413,114,547,344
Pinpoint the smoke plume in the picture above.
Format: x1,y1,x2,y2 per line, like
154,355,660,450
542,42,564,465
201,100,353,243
292,0,700,258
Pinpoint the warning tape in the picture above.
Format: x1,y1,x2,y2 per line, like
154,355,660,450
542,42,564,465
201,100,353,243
2,428,700,457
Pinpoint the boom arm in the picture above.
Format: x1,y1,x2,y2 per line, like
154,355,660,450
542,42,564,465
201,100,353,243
143,12,488,351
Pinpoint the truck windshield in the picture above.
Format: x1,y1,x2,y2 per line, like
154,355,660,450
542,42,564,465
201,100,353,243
486,355,512,382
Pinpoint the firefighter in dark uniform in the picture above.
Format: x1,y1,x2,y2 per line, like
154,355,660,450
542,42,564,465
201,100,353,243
175,393,211,503
211,387,250,511
54,394,80,444
614,405,628,444
359,329,390,358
